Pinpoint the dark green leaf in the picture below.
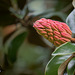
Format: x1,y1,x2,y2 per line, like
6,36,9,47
67,57,75,75
52,42,75,56
8,31,27,63
45,55,71,75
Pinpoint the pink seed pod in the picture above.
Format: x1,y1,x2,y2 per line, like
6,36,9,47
33,18,72,47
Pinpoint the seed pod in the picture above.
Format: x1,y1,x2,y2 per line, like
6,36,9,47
33,18,72,47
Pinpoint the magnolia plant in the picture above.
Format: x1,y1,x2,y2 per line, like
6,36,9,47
1,0,75,75
33,18,75,75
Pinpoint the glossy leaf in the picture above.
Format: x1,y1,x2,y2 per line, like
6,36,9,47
66,9,75,34
45,55,71,75
52,42,75,56
67,57,75,75
58,54,75,75
8,31,27,63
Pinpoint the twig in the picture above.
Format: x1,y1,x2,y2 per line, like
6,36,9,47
71,38,75,43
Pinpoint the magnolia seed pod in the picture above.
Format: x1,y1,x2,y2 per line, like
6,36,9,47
33,18,72,47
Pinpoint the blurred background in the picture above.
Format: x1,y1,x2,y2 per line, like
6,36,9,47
0,0,73,75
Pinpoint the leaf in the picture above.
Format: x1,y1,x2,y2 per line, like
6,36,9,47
72,0,75,8
58,54,75,75
9,5,29,19
33,10,67,22
32,8,55,17
9,7,23,19
28,0,46,15
7,0,28,19
8,31,27,63
40,12,67,22
20,4,29,19
66,9,75,34
45,55,71,75
67,57,75,75
45,42,75,75
52,42,75,56
4,27,28,63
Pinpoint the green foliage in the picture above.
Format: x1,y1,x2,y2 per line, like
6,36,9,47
9,4,29,19
66,9,75,34
52,42,75,55
45,55,70,75
0,0,74,75
45,1,75,74
67,58,75,75
4,27,28,63
45,42,75,75
8,31,27,63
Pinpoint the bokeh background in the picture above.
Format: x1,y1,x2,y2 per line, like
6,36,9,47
0,0,73,75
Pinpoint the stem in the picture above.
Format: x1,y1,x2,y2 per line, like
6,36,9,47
71,38,75,43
